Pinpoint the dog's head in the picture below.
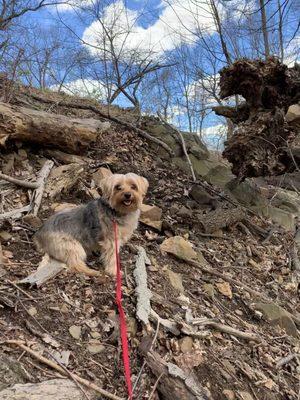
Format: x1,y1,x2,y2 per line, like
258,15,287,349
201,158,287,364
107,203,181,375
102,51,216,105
100,173,149,214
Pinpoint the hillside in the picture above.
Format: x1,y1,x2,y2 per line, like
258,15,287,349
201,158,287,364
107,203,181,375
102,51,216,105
0,80,299,400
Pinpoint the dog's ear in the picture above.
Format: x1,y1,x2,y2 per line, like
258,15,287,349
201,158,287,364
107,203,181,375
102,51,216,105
99,176,113,199
138,176,149,197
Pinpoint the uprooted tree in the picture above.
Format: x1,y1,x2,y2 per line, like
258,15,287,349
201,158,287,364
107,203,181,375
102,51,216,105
213,57,300,180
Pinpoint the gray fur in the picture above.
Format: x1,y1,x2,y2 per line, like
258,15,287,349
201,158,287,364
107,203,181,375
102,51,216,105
35,199,119,253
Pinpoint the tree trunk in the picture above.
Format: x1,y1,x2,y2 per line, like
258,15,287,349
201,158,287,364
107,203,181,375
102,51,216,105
0,102,109,153
259,0,270,58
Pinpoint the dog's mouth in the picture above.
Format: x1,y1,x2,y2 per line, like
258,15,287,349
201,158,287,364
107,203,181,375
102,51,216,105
122,199,133,206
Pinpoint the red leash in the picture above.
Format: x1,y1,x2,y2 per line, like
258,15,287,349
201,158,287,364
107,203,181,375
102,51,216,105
113,220,133,399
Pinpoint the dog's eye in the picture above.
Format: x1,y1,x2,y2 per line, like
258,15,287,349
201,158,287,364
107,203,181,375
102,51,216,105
114,185,122,191
131,184,137,190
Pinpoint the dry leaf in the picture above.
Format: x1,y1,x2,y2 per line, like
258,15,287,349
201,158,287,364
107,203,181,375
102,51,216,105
216,281,233,299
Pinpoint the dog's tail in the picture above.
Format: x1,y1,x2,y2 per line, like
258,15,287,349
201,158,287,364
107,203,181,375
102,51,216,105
66,253,101,277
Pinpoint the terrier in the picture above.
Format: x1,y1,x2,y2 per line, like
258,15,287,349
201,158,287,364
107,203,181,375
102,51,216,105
34,173,149,277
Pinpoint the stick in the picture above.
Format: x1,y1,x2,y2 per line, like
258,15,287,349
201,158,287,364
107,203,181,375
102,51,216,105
201,321,260,342
2,340,123,400
0,205,31,222
158,113,196,181
133,246,152,327
5,279,36,301
276,353,299,369
149,309,180,336
32,160,54,216
0,172,39,189
148,373,164,400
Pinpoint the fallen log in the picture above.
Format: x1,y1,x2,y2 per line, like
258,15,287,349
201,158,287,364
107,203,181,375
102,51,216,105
0,102,109,153
139,337,209,400
198,206,246,234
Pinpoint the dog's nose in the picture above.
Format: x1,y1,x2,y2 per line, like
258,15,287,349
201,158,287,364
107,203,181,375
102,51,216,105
124,192,132,199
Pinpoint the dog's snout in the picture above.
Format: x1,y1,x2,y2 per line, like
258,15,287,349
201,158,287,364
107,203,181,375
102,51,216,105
124,192,132,199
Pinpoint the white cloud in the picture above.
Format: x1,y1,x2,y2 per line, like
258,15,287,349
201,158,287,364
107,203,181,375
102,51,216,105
51,78,109,101
283,35,300,67
55,0,93,12
82,0,219,59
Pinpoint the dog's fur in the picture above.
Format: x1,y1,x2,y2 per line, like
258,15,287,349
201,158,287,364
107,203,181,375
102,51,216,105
34,173,149,276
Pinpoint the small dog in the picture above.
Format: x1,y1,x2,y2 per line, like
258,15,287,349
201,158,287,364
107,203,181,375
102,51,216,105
34,173,149,276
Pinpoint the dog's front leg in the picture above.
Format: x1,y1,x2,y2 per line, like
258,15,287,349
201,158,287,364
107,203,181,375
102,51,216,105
100,239,118,276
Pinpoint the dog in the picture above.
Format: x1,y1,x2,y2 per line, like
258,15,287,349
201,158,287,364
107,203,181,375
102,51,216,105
34,173,149,277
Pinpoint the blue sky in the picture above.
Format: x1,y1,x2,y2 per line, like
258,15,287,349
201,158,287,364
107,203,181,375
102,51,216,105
18,0,300,148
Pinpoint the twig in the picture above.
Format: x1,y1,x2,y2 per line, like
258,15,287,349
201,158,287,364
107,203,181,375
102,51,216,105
276,353,299,369
148,372,164,400
1,340,123,400
47,351,90,400
32,160,54,216
149,309,180,336
0,205,31,222
197,320,261,342
0,172,39,189
158,113,196,181
5,279,36,301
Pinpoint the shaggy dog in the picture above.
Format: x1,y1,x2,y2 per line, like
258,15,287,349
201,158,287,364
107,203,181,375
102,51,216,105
34,173,149,276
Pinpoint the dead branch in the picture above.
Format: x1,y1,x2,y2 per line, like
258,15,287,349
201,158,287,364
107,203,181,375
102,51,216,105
198,206,246,234
133,246,152,327
0,172,39,189
19,254,66,287
32,160,54,216
150,309,180,336
1,340,124,400
139,337,209,400
0,205,31,222
192,320,260,342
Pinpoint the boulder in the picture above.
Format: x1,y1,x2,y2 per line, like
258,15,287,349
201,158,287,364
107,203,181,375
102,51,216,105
160,236,198,262
0,355,27,391
254,303,299,338
92,167,112,187
139,204,162,230
285,104,300,126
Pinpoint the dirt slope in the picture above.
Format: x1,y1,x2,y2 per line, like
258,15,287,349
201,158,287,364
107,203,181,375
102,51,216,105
0,87,299,400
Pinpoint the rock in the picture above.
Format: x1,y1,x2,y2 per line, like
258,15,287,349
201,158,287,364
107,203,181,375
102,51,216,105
0,231,12,242
127,317,137,338
92,167,113,187
254,303,299,338
22,214,42,229
0,355,27,391
204,165,235,188
253,205,295,231
69,325,81,340
203,283,215,298
140,204,162,220
189,185,217,209
87,341,105,354
226,179,266,207
140,204,162,230
223,389,235,400
0,378,88,400
45,164,84,199
90,331,101,339
166,269,184,293
51,203,78,213
286,104,300,126
28,307,37,316
179,336,194,353
160,236,198,262
177,206,193,218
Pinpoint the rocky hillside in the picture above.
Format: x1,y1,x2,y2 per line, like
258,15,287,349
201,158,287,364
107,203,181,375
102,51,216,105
0,80,299,400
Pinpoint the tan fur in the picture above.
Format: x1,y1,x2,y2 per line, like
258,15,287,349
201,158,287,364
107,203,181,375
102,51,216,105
35,173,149,277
